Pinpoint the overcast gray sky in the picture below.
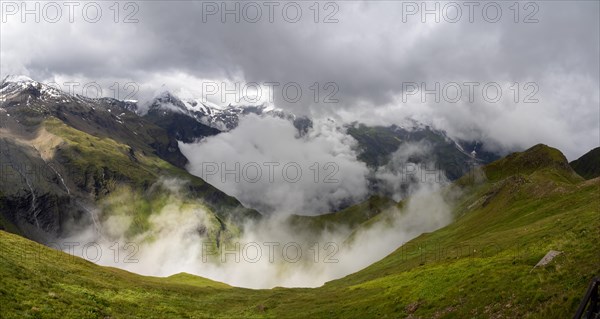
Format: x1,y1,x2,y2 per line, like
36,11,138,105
1,1,598,159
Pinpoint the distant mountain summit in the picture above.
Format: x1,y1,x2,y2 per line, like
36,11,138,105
142,87,312,135
1,75,72,106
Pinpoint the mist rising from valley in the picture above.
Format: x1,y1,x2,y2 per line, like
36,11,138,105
59,118,457,288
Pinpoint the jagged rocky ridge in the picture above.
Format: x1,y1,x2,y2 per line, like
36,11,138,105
0,75,508,242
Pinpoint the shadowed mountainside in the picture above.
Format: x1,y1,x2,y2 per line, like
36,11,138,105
570,147,600,179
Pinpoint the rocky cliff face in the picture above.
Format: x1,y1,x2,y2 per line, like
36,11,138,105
0,76,259,242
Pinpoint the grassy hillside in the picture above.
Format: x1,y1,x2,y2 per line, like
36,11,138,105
44,117,259,221
482,144,582,183
287,195,397,233
1,145,598,318
0,115,259,241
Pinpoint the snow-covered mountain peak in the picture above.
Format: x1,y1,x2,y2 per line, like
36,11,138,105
142,87,295,131
3,74,36,84
145,87,188,113
0,74,67,102
1,74,40,93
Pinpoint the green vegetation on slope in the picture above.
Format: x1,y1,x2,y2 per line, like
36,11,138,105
287,195,397,233
483,144,582,183
45,117,260,222
0,145,598,318
0,99,259,239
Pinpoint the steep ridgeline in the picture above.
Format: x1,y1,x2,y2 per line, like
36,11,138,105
142,90,221,143
141,89,313,141
346,122,501,181
0,76,259,242
0,144,598,318
0,76,187,167
570,147,600,179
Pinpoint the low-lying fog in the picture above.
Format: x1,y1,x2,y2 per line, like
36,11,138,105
59,116,456,289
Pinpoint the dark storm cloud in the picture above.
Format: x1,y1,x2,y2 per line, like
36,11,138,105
1,1,598,158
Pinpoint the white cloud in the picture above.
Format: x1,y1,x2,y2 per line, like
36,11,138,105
61,176,454,289
180,114,370,214
2,1,598,158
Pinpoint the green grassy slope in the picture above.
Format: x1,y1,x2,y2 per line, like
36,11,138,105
43,117,259,249
1,83,261,239
44,117,259,222
0,115,259,241
1,145,598,318
287,195,397,233
483,144,582,183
